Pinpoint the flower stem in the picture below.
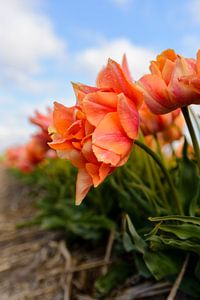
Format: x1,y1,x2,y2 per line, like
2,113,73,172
134,140,183,214
182,106,200,174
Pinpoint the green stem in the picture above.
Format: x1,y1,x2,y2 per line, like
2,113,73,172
134,140,183,214
189,107,200,136
182,106,200,174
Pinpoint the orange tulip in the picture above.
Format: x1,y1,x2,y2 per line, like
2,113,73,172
5,145,32,172
140,102,181,136
49,57,143,204
138,49,200,114
49,102,114,204
158,114,184,145
73,57,142,166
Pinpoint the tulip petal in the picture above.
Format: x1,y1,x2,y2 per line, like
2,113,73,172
97,59,143,109
72,82,100,105
92,112,132,166
117,93,139,139
83,91,118,126
76,168,93,205
86,163,111,187
82,136,98,164
92,144,121,166
121,54,133,81
53,102,74,135
139,74,175,114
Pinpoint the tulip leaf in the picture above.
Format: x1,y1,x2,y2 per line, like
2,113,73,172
94,262,132,297
158,223,200,240
126,215,147,254
149,215,200,225
148,235,200,255
143,250,182,280
122,232,136,252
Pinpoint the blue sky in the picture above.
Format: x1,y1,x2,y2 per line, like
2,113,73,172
1,0,200,151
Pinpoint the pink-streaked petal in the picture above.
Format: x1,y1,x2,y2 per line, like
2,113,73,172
76,169,93,205
138,74,175,114
92,144,121,166
169,56,199,106
117,93,139,139
92,112,132,165
83,91,118,126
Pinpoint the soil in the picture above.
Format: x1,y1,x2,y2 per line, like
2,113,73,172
0,166,194,300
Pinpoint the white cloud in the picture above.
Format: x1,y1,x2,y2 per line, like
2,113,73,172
0,0,66,91
74,38,155,81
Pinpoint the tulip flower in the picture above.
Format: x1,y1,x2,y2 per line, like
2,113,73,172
49,57,144,203
140,102,181,136
138,49,200,114
73,56,142,166
48,102,115,204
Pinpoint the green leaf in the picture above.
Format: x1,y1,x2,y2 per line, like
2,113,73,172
122,232,136,252
149,215,200,225
158,223,200,240
134,254,152,278
149,235,200,255
94,262,132,297
126,215,147,254
143,250,183,280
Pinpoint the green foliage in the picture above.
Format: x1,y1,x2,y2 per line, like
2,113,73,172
12,133,200,297
94,262,133,297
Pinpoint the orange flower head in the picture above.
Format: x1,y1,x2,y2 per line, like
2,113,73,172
138,49,200,114
49,102,115,205
49,56,143,204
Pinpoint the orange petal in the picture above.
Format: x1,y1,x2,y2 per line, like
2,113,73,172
82,136,98,164
53,102,74,135
76,168,93,205
138,74,174,114
92,112,133,166
48,139,72,150
72,82,100,105
83,91,118,126
68,120,85,139
117,93,139,139
97,59,143,109
121,54,133,81
92,144,121,166
161,59,175,85
85,163,111,187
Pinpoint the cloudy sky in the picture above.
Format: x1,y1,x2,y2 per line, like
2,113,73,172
1,0,200,151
